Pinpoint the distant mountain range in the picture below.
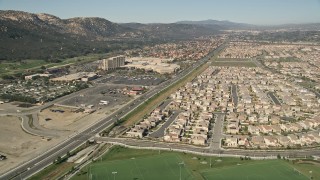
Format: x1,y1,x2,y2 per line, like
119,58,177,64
176,19,320,31
0,10,224,60
0,10,319,61
176,19,254,29
121,22,217,39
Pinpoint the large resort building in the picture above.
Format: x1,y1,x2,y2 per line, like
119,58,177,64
98,56,125,70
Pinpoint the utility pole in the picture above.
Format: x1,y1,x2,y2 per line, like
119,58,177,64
112,171,117,180
179,162,184,180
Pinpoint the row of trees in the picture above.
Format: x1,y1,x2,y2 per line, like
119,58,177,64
0,93,36,104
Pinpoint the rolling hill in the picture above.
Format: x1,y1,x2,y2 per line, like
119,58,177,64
0,10,221,60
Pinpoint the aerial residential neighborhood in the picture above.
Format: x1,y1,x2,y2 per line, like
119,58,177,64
1,1,320,180
125,65,320,149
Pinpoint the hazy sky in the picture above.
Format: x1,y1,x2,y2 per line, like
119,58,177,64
1,0,320,25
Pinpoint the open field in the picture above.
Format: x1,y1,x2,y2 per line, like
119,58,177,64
38,101,129,132
211,61,257,67
38,106,89,131
0,115,61,174
72,146,319,180
202,160,308,180
0,53,107,76
291,160,320,180
0,59,49,75
86,154,192,180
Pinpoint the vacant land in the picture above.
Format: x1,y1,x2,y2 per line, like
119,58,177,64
211,61,257,67
38,106,89,131
38,103,126,132
0,53,107,76
0,115,59,174
72,146,318,180
0,59,49,75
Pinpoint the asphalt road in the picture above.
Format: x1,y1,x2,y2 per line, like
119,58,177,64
209,114,225,151
0,44,223,180
96,136,320,158
149,110,181,138
231,84,238,107
20,114,61,138
267,92,281,105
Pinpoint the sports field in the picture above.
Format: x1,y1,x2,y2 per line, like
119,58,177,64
202,160,308,180
87,154,192,180
73,146,318,180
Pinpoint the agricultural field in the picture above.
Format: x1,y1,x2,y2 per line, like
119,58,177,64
72,146,319,180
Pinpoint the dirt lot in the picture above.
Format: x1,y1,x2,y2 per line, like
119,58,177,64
0,102,39,114
0,116,61,174
38,98,133,132
0,99,132,174
38,106,89,131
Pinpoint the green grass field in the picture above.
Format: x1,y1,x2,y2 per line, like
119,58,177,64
87,154,192,180
202,160,308,180
0,53,108,76
72,146,319,180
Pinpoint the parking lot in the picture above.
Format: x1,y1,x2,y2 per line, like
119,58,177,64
96,75,164,86
59,84,132,110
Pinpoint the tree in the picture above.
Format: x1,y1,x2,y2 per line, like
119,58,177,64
277,154,281,159
55,156,62,164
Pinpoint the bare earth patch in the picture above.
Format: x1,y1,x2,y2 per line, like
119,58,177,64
38,106,89,131
0,116,61,174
